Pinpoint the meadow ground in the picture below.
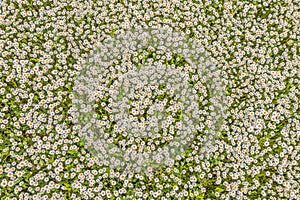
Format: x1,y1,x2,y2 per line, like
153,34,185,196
0,0,299,199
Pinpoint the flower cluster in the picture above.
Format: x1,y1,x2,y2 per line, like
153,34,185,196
72,27,226,173
0,0,299,199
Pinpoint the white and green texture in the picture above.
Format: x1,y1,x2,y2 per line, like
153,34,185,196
0,0,299,199
72,27,226,174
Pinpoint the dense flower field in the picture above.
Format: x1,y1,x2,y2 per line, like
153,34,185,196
0,0,299,199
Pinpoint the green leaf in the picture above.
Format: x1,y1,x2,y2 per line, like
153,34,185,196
216,187,224,193
67,150,79,156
